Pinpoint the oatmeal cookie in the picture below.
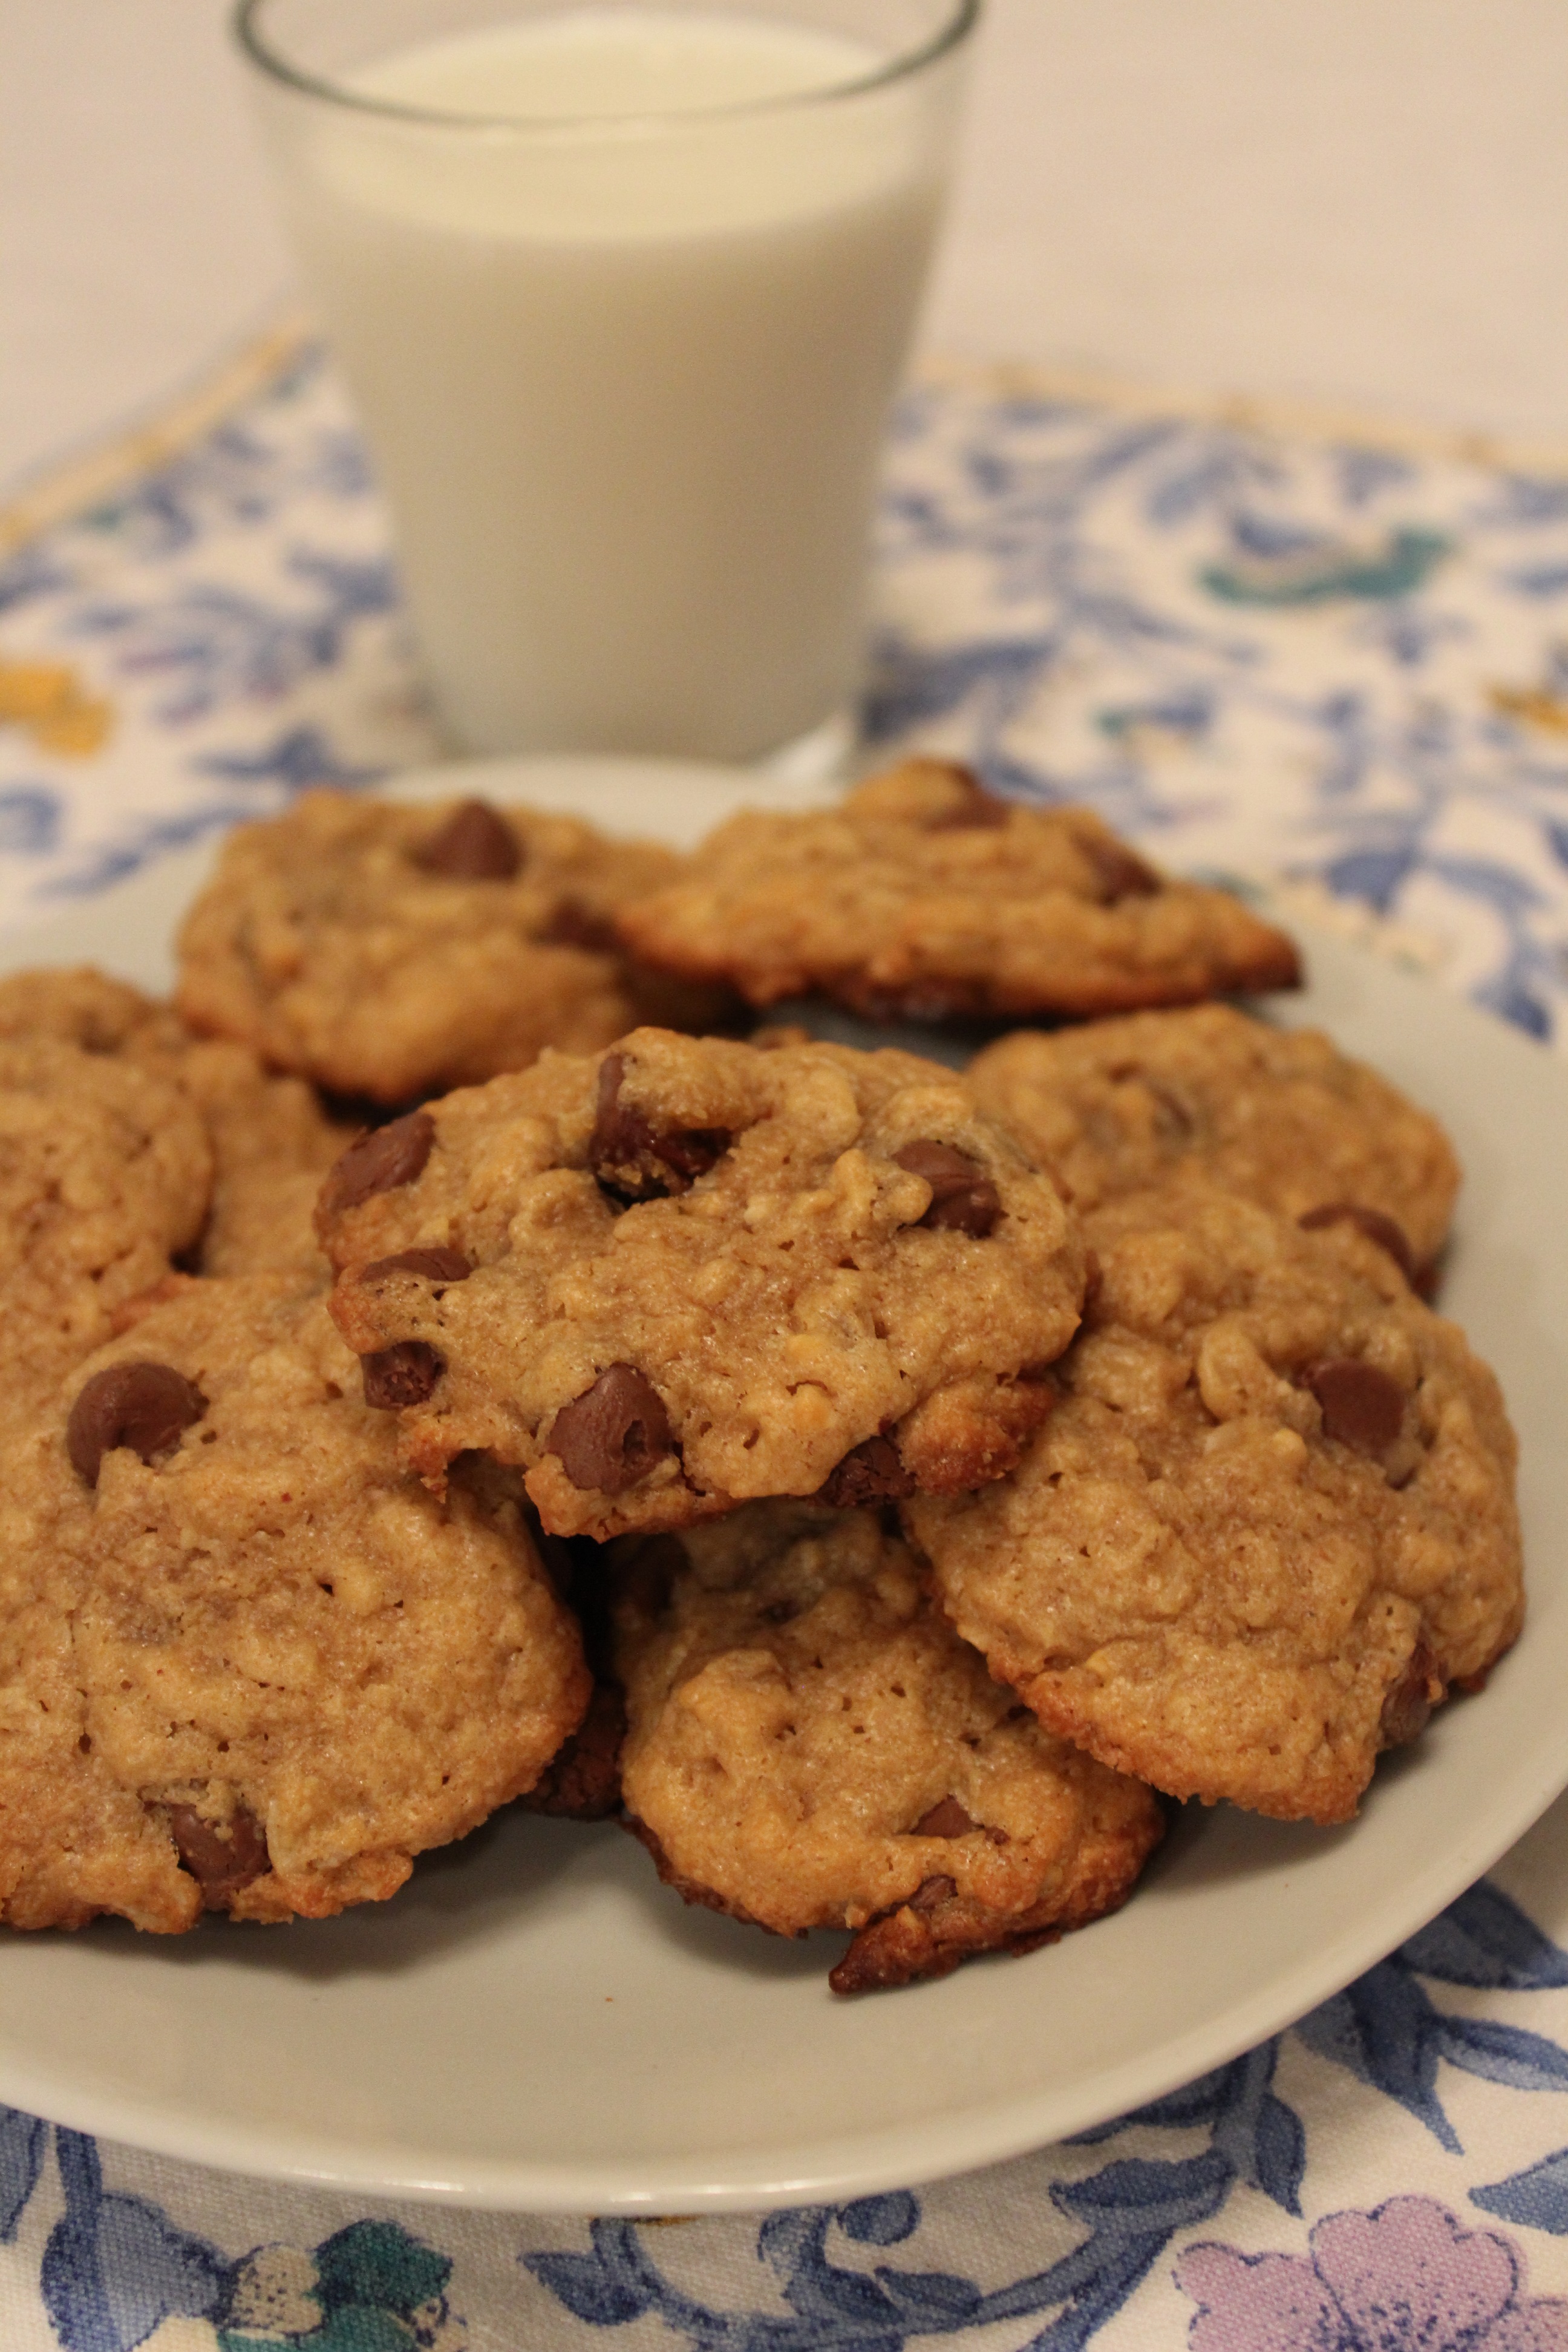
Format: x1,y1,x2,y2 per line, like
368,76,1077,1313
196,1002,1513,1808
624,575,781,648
0,963,173,1056
908,1186,1521,1825
0,1276,589,1932
0,963,350,1281
969,1003,1459,1276
0,1034,212,1391
175,789,729,1103
168,1037,350,1280
615,759,1301,1019
615,1501,1163,1990
320,1027,1087,1539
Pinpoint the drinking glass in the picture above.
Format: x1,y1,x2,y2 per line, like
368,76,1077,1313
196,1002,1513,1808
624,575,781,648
235,0,979,763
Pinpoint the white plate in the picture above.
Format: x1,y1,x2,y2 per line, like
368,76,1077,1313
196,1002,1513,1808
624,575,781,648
1,753,1566,2216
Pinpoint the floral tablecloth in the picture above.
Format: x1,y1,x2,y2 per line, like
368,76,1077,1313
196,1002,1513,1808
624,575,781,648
3,335,1568,2350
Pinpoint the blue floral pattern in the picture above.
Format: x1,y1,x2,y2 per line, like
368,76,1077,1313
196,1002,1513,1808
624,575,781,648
3,348,1568,1040
2,339,1568,2344
0,2125,468,2351
0,1880,1563,2347
870,381,1568,1043
0,345,440,923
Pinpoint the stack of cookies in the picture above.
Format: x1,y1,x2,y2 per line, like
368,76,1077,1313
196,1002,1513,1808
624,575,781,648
0,760,1522,1998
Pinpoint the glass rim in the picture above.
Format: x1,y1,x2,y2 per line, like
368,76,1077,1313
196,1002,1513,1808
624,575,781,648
233,0,981,132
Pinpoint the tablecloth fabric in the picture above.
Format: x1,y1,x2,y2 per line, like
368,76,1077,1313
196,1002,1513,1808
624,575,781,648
2,339,1568,2350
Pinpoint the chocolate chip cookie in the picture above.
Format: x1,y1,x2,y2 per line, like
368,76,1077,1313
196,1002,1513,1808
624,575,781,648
0,963,351,1281
0,1276,590,1932
614,1500,1164,1991
969,1003,1460,1278
0,1034,212,1394
615,759,1301,1019
167,1036,351,1281
320,1027,1088,1539
175,789,730,1104
0,962,174,1057
908,1185,1521,1825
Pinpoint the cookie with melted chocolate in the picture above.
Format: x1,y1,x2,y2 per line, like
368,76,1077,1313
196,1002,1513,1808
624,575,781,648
319,1026,1088,1540
0,1276,588,1933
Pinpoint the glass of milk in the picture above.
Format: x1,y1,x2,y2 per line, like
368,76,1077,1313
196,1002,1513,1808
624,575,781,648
235,0,978,763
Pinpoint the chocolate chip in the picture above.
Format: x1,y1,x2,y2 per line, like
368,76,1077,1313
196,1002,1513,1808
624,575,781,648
166,1803,270,1906
1082,834,1163,902
910,1873,956,1912
1299,1202,1417,1282
361,1246,471,1285
361,1341,442,1408
67,1362,207,1486
926,768,1011,830
894,1142,1001,1238
548,1364,673,1494
1379,1639,1442,1749
816,1434,915,1509
587,1051,730,1203
541,898,615,952
913,1797,976,1838
1306,1357,1406,1454
413,799,521,881
319,1111,436,1220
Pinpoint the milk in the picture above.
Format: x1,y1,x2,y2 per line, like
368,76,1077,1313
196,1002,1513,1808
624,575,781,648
250,8,966,758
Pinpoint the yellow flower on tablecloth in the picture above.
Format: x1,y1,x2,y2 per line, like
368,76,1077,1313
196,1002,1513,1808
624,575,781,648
0,655,111,754
1491,680,1568,737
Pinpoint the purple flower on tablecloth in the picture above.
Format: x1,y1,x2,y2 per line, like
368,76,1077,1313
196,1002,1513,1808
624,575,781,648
1176,2195,1568,2350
